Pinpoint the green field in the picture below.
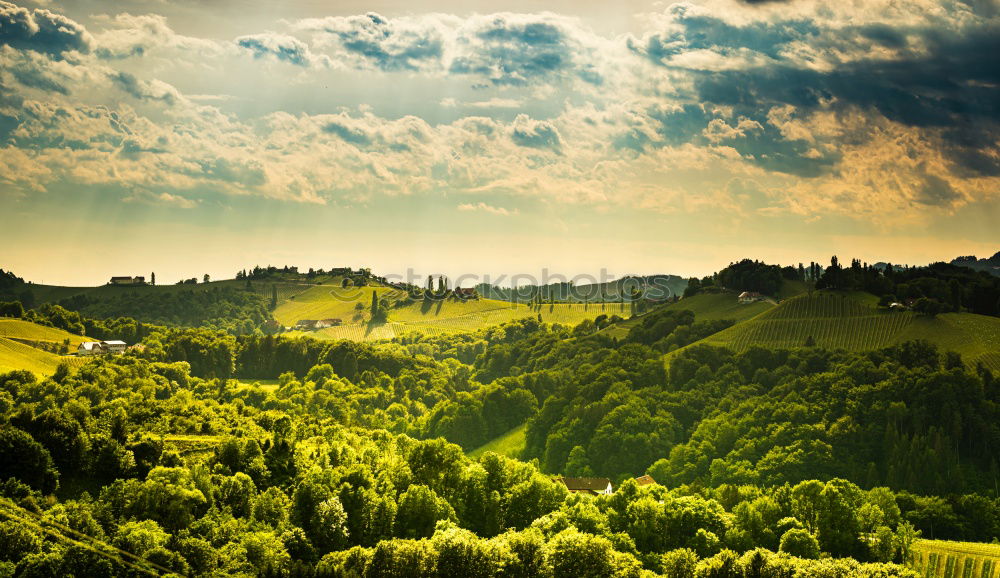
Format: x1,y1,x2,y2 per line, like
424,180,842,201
686,292,1000,370
468,424,527,460
910,539,1000,578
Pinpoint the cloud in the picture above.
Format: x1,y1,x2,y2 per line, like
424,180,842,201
633,2,1000,178
93,13,223,61
322,119,373,146
298,12,445,72
295,12,609,87
511,114,562,152
0,1,93,57
236,32,327,67
440,97,524,109
0,1,996,230
122,190,198,208
457,202,519,216
110,71,182,106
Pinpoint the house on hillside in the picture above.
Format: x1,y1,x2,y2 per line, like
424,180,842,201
295,320,318,330
101,340,127,354
77,340,128,356
110,276,146,286
316,318,342,328
78,342,103,356
634,475,657,487
738,291,764,303
557,477,613,495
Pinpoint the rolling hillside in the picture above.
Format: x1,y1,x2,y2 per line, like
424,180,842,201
0,336,84,375
600,291,774,340
0,318,92,348
685,291,1000,370
0,318,95,375
274,284,626,341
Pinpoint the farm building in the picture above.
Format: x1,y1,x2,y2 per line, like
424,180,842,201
295,320,318,330
316,318,342,328
78,342,102,355
634,475,657,487
77,340,128,355
109,276,146,285
738,291,764,303
557,477,613,495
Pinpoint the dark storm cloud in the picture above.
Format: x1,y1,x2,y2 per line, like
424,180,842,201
633,9,1000,177
916,172,960,206
0,1,92,57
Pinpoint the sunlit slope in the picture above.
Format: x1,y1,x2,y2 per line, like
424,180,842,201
275,286,616,341
0,319,92,347
468,424,527,460
601,292,773,340
0,337,83,375
692,292,1000,370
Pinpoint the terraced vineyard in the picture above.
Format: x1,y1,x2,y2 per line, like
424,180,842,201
910,539,1000,578
0,318,92,347
711,293,915,352
688,292,1000,370
0,336,86,375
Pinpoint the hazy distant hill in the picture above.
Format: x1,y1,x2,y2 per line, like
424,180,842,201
952,252,1000,276
475,274,687,303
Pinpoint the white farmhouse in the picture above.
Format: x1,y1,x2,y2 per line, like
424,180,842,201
77,342,103,356
76,340,128,356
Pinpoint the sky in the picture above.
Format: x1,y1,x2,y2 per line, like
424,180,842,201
1,0,998,286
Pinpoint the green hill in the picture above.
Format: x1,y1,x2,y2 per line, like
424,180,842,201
690,291,1000,370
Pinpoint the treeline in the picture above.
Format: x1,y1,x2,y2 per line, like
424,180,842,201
0,357,934,576
0,268,34,308
56,286,271,334
2,302,158,344
685,259,800,298
817,258,1000,316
